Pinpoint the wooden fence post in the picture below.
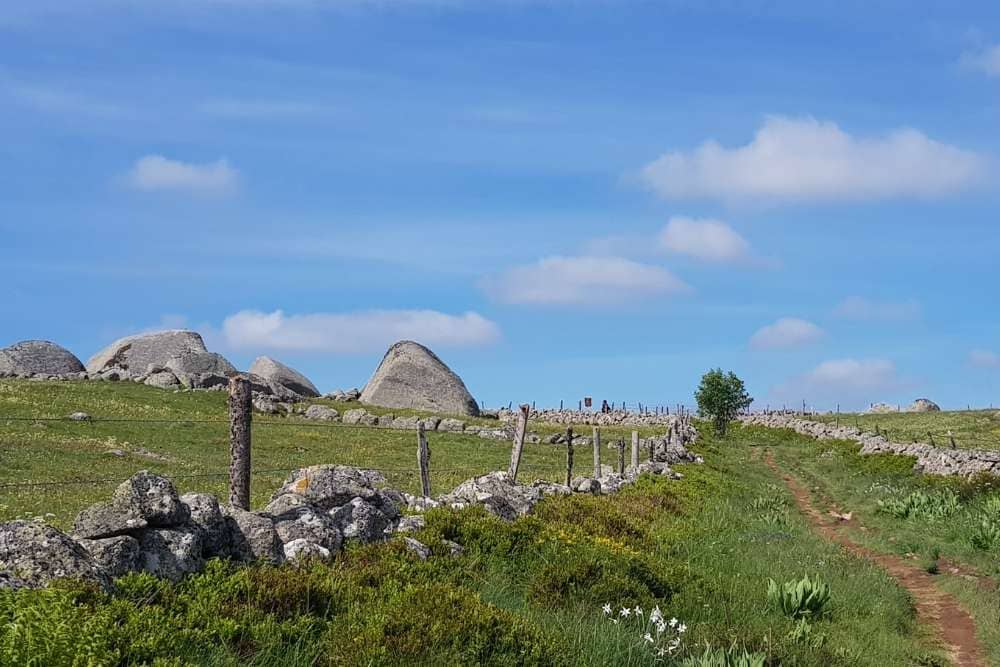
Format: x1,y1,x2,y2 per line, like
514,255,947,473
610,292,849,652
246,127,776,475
592,426,601,478
228,375,252,510
617,439,625,475
508,404,530,482
417,422,432,497
565,426,574,486
630,430,639,469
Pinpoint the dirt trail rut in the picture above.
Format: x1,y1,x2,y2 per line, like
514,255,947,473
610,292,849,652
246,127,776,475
761,448,987,667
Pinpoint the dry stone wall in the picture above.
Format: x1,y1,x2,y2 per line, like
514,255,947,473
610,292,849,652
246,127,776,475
740,414,1000,478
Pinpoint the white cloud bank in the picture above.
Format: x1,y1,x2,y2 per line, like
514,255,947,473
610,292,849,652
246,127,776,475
126,155,238,195
770,357,907,407
639,116,987,203
832,296,921,322
658,216,753,263
749,317,824,349
222,309,500,354
970,349,1000,369
482,256,689,306
962,43,1000,77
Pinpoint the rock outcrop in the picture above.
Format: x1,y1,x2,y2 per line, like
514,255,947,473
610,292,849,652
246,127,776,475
0,340,85,377
165,352,238,388
0,521,112,591
249,356,320,398
86,330,208,377
360,341,479,417
908,398,941,413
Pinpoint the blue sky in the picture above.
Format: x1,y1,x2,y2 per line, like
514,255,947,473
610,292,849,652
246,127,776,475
2,0,999,411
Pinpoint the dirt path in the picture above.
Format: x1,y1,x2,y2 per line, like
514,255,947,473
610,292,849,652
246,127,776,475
761,448,987,667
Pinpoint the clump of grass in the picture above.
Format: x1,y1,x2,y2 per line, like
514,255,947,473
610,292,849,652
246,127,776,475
767,575,831,619
877,489,961,521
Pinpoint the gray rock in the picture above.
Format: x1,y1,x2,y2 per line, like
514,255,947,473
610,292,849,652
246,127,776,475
442,539,464,557
908,398,941,413
283,539,332,563
395,515,426,533
342,408,368,425
265,494,343,553
438,418,466,433
248,356,320,398
0,521,112,591
86,330,208,377
403,537,431,560
330,497,394,542
80,535,140,578
144,370,181,389
272,465,391,512
360,340,480,417
0,571,28,590
304,405,340,421
68,412,92,421
74,471,189,540
0,340,85,376
571,477,601,495
391,415,422,430
180,493,227,557
165,352,237,387
135,527,203,582
221,506,284,564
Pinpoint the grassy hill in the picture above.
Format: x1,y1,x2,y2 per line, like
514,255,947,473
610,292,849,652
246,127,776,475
809,409,1000,450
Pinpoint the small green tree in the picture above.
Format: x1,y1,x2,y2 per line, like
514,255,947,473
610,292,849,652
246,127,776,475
695,368,752,436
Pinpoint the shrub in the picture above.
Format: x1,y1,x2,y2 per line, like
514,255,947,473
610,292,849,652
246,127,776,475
877,489,961,521
766,575,831,619
695,369,752,436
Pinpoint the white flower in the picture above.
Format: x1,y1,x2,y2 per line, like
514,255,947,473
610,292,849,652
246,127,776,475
643,633,654,643
650,606,663,623
620,607,631,617
669,617,678,628
602,603,612,615
656,621,667,634
657,648,668,657
634,605,643,616
678,623,687,634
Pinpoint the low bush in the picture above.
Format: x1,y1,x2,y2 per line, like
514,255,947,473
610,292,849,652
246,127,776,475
877,489,961,521
766,575,831,620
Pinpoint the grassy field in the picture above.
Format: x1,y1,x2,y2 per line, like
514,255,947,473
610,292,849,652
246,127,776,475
754,422,1000,664
810,409,1000,450
0,379,663,528
1,410,953,665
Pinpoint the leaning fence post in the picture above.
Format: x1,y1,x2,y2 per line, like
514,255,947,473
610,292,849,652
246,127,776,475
508,404,530,482
417,422,432,497
228,375,252,510
565,426,574,486
592,426,601,478
630,430,639,469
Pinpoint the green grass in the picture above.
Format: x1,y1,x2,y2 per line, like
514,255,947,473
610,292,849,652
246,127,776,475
810,409,1000,450
0,379,664,528
1,384,956,665
754,423,1000,664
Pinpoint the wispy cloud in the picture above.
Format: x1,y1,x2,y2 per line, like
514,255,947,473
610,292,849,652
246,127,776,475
222,309,500,354
482,256,689,306
198,98,332,120
770,357,908,407
639,116,988,203
961,43,1000,77
832,296,921,322
125,155,239,196
4,81,127,118
969,349,1000,369
749,317,824,350
658,216,754,264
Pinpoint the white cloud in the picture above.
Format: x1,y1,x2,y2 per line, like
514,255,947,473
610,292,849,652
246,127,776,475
222,308,500,354
832,296,921,322
482,256,689,306
970,349,1000,369
749,317,824,349
962,43,1000,77
771,357,907,407
658,216,753,263
125,155,239,195
639,116,987,203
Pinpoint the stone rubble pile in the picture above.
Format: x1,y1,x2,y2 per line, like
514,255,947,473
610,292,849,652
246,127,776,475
740,413,1000,478
500,407,692,428
0,428,701,592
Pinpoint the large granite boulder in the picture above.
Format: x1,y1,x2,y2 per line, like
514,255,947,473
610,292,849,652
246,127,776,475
74,471,189,540
0,521,112,591
248,356,320,398
86,330,208,377
272,465,392,512
908,398,941,413
166,352,238,388
0,340,85,376
360,341,480,417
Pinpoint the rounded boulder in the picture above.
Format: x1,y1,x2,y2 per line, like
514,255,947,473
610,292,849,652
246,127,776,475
360,340,479,416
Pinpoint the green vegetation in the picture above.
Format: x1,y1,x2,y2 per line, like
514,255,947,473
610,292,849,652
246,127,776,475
766,575,831,619
753,422,1000,663
694,369,751,436
811,408,1000,450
